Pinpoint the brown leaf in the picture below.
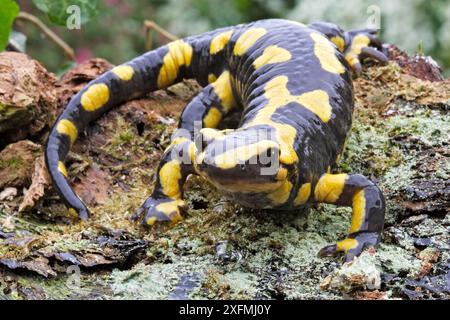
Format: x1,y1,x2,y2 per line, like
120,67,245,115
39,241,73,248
72,166,111,206
19,155,51,212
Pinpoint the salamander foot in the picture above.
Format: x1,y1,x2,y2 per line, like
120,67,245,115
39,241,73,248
131,197,186,226
318,232,381,262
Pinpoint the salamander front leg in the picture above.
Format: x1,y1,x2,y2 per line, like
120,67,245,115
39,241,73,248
314,173,385,262
131,138,195,226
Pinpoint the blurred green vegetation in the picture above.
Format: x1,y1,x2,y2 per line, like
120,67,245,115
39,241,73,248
14,0,450,76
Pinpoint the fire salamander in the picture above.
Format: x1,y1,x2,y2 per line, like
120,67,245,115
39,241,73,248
46,19,388,261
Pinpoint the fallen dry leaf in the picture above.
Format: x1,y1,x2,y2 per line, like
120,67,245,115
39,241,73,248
19,155,51,212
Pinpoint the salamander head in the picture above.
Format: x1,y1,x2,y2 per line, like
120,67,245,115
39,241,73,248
194,127,289,193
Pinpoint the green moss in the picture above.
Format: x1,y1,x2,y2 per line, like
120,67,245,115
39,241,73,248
376,244,421,276
340,117,403,176
0,156,23,171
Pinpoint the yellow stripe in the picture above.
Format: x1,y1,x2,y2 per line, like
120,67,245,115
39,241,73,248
294,182,311,206
208,73,217,84
155,199,184,222
81,83,110,112
213,140,279,170
146,216,157,226
330,36,345,52
56,119,78,145
314,173,348,203
336,238,358,252
233,28,267,56
349,189,366,233
345,34,371,67
159,160,182,199
203,107,222,128
253,45,292,69
157,40,193,88
57,161,68,177
267,180,293,205
112,65,134,81
210,30,234,54
297,90,332,122
276,167,288,181
210,71,236,112
244,75,332,167
310,32,345,74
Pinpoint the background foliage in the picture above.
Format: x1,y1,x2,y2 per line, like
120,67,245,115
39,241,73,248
11,0,450,76
0,0,19,50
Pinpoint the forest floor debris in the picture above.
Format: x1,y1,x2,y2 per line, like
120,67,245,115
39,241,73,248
0,48,449,300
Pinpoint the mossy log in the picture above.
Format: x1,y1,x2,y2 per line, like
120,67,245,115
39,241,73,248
0,48,449,300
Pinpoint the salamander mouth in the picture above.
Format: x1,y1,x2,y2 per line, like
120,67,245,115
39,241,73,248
199,164,289,194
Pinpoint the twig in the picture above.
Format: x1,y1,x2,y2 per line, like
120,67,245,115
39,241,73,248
15,11,76,61
143,20,178,51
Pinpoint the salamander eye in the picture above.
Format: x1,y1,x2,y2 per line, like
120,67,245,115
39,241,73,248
240,164,246,171
266,148,275,157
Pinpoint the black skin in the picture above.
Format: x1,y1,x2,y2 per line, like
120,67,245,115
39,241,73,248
45,19,388,261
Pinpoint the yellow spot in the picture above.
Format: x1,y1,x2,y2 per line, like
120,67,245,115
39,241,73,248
146,216,157,226
330,36,345,52
56,119,78,145
81,83,110,112
58,161,68,177
213,140,279,170
211,71,236,113
188,142,196,166
68,208,78,217
253,45,292,69
349,189,366,233
233,28,267,56
112,65,134,81
156,200,185,222
157,40,193,88
267,180,293,205
336,238,359,252
208,73,217,84
297,90,332,122
314,173,348,203
159,160,182,199
276,167,288,181
310,32,345,74
294,183,311,206
345,35,371,67
203,107,222,128
200,128,225,142
210,30,233,54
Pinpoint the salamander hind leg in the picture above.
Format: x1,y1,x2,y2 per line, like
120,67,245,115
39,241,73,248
343,28,388,75
314,173,385,262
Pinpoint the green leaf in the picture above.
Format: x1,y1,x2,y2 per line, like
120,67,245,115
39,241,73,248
32,0,99,26
0,0,20,51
